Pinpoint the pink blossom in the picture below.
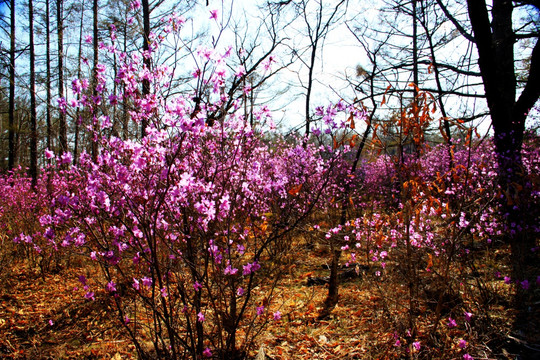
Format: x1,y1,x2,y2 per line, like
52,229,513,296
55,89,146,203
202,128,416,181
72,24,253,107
106,281,116,292
463,354,474,360
60,152,73,165
458,339,467,349
133,278,140,290
448,317,457,328
203,348,212,357
141,277,152,288
413,341,421,351
273,311,281,320
130,1,141,10
235,65,246,78
224,265,238,275
209,9,218,20
197,312,205,322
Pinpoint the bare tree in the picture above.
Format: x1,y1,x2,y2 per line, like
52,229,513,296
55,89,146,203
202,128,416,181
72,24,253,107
461,0,539,290
8,0,16,170
45,0,52,151
57,0,67,153
348,0,488,136
28,0,37,186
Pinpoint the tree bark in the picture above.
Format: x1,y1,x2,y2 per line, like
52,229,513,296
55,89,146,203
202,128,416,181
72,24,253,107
74,0,86,165
46,0,52,151
57,0,67,153
141,0,151,137
29,0,38,187
92,0,99,162
466,0,540,308
8,0,16,170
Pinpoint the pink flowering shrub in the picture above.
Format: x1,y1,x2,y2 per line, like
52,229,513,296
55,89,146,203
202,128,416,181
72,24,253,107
0,167,67,274
45,119,333,358
22,11,348,358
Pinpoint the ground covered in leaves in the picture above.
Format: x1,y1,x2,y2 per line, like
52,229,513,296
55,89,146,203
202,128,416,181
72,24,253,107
0,243,538,359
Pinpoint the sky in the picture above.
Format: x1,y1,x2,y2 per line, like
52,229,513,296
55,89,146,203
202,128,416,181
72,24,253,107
2,0,538,136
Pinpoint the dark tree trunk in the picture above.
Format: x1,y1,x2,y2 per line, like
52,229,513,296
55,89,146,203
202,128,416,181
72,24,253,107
412,0,418,98
46,0,52,151
8,0,16,170
74,0,86,165
321,112,373,319
29,0,38,187
92,0,99,162
141,0,151,137
466,0,540,318
57,0,67,153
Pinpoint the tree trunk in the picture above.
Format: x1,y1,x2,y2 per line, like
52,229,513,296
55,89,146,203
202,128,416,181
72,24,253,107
92,0,99,162
74,0,86,165
29,0,38,187
57,0,67,153
46,0,52,151
141,0,151,137
8,0,16,170
466,0,540,324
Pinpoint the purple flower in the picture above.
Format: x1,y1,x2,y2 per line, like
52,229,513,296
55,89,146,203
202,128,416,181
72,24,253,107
160,287,168,298
130,0,141,10
521,280,530,290
224,265,238,275
463,354,474,360
106,281,117,293
464,311,473,322
209,9,218,20
243,263,253,276
197,312,205,322
237,244,245,255
237,287,244,296
256,306,265,316
458,339,467,349
141,277,152,288
448,317,457,328
413,341,421,351
203,347,212,357
504,276,512,284
273,311,281,320
193,281,202,291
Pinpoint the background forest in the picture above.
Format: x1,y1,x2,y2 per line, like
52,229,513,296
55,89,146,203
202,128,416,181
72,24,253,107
0,0,539,359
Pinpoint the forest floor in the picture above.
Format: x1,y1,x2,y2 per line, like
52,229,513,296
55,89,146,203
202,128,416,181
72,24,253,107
0,243,538,360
